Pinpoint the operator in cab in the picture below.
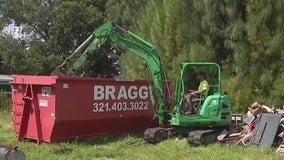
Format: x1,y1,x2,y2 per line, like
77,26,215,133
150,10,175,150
185,72,209,114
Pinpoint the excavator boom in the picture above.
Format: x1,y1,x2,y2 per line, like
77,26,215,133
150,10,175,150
53,22,233,146
54,22,170,124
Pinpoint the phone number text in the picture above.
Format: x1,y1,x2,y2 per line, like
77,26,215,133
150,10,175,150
93,101,149,112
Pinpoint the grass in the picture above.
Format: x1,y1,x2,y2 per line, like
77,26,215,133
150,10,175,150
0,110,283,160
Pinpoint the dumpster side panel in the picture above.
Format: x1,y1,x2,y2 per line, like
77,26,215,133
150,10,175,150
50,78,158,142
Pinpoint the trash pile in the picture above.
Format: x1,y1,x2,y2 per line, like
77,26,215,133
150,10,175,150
218,102,284,153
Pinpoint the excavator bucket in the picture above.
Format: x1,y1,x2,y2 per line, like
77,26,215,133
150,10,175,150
51,44,122,78
50,66,67,76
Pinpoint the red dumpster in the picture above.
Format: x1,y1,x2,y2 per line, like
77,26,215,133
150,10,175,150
10,75,172,143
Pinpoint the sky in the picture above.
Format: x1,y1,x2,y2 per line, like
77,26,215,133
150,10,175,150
2,21,25,39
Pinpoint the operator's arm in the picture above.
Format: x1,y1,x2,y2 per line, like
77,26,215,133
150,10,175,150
190,90,202,95
190,80,209,96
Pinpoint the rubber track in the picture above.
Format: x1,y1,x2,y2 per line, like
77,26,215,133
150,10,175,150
144,127,169,144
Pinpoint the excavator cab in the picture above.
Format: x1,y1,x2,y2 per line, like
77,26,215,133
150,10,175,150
171,62,232,127
179,63,220,115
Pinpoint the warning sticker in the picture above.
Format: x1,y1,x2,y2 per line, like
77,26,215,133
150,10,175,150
39,99,48,107
63,83,69,89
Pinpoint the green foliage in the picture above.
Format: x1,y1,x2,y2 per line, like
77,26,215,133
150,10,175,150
132,0,241,79
222,0,284,111
0,0,105,75
105,0,148,29
50,0,104,56
0,35,26,74
1,0,284,111
0,93,11,112
134,0,284,111
105,0,149,79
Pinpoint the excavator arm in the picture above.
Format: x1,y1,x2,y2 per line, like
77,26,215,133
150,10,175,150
55,22,170,124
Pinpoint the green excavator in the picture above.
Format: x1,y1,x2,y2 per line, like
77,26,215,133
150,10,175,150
53,22,232,145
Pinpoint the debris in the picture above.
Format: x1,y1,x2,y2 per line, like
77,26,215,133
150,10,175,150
235,133,252,146
231,114,244,125
218,133,243,146
218,102,284,151
250,113,282,147
217,129,229,141
248,102,273,116
277,145,284,153
278,129,284,139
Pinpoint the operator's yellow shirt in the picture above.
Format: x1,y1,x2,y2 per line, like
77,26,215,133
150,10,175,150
198,80,209,97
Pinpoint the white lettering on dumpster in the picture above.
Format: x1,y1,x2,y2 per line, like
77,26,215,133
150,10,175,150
93,101,149,112
105,85,115,100
128,86,137,99
94,85,149,100
117,86,127,100
139,86,148,99
94,86,104,100
93,85,150,113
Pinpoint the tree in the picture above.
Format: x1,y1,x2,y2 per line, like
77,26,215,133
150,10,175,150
0,35,26,74
105,0,148,29
1,0,284,112
125,0,243,80
225,0,284,110
104,0,150,79
0,0,106,75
